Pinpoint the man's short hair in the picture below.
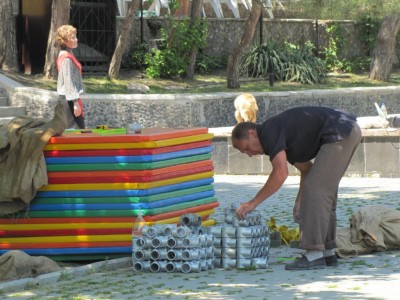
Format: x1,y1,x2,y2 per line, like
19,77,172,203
231,122,256,140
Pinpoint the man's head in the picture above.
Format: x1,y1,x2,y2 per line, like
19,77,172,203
231,122,264,157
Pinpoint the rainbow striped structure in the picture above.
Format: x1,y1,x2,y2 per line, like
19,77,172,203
0,127,219,261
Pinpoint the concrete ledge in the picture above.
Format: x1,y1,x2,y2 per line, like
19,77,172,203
210,127,400,177
0,257,132,293
210,126,400,138
0,74,24,89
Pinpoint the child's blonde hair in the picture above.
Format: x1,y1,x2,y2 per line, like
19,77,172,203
55,25,77,49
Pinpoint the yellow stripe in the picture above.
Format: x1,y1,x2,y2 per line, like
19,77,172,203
0,222,132,230
0,211,217,243
202,219,216,226
44,134,214,150
39,171,214,191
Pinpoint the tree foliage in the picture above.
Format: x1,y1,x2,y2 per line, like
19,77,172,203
285,0,400,20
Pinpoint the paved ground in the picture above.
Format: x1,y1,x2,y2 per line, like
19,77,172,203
1,175,400,300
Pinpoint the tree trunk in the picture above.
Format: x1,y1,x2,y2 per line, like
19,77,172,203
43,0,71,79
369,15,400,81
185,0,203,79
0,0,18,72
227,0,262,89
108,0,139,79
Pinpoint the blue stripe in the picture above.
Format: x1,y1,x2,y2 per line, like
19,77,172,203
45,146,212,164
35,178,214,198
29,190,215,210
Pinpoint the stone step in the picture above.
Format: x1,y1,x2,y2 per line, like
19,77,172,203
0,117,14,125
0,96,7,106
0,106,26,118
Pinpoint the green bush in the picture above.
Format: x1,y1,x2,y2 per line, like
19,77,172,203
127,42,149,70
282,42,327,84
240,41,327,84
340,56,372,73
360,15,380,56
321,22,346,72
145,19,208,79
195,52,222,74
321,21,374,74
145,48,186,78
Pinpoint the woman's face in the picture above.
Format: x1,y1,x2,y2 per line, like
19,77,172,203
64,34,78,49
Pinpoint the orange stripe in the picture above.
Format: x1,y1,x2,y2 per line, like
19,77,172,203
0,241,131,249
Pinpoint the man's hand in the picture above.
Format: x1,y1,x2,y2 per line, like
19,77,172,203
236,150,289,221
236,200,257,220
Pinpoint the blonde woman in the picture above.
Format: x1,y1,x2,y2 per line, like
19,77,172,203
55,25,85,129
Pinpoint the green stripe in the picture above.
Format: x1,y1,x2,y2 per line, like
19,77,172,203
20,197,218,218
64,128,127,135
33,185,214,204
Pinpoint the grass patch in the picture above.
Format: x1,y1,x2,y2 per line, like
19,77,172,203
350,259,367,266
2,69,400,95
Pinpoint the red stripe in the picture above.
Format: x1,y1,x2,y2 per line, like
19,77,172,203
47,160,213,178
47,165,214,184
0,241,131,249
0,202,219,224
44,140,211,157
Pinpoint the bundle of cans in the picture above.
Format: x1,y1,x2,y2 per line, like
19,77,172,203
132,214,215,273
211,207,270,269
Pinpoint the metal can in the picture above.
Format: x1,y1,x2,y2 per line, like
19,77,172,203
127,123,142,134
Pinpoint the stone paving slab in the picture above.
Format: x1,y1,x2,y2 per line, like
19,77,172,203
1,175,400,300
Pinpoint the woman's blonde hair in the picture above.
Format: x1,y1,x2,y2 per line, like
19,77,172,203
55,25,77,49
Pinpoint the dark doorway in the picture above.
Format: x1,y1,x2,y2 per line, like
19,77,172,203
16,0,117,75
18,0,52,74
71,0,117,73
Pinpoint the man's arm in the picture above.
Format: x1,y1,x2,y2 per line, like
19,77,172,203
236,150,289,219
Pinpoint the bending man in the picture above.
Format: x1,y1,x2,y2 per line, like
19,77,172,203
232,106,361,270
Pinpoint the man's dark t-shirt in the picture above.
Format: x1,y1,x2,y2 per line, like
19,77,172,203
256,106,357,165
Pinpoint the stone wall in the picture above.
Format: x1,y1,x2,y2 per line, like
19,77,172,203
125,18,367,65
7,85,400,129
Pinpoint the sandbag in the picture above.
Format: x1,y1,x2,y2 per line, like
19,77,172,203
0,250,62,282
0,101,66,215
336,205,400,258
